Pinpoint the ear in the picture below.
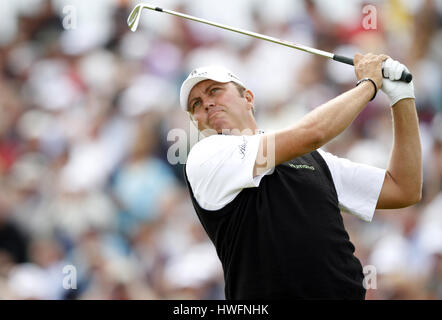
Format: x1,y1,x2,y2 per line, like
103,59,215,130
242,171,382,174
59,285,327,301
188,112,198,126
244,89,254,111
188,112,202,132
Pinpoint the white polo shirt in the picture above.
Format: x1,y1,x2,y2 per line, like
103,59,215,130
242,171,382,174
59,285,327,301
186,133,386,222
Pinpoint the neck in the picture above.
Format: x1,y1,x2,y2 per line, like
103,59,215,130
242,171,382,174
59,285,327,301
200,119,259,137
237,117,258,135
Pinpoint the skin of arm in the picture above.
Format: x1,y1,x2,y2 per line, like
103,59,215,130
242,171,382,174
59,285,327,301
254,81,376,175
254,53,422,209
376,98,422,208
254,53,387,176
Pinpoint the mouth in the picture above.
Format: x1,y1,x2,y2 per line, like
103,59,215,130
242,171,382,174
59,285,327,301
208,110,225,130
209,110,223,121
206,105,228,130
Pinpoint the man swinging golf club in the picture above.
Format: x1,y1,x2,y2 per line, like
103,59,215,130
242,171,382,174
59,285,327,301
181,54,421,299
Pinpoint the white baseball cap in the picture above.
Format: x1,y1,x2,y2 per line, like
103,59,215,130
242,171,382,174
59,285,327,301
179,65,245,111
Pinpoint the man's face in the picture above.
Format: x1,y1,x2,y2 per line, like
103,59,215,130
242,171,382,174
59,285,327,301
187,80,254,134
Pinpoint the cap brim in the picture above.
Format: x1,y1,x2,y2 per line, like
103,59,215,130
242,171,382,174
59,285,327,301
180,74,243,111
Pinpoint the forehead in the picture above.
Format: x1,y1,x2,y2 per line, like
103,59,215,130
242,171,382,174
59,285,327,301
188,80,225,100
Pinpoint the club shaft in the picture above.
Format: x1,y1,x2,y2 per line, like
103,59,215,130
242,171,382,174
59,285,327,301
133,4,412,83
152,6,334,59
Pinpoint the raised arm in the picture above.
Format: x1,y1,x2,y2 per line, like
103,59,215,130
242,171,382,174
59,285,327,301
254,53,387,176
376,60,422,208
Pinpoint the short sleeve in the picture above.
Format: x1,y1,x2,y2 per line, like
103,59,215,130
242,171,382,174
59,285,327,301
186,134,272,211
317,149,386,222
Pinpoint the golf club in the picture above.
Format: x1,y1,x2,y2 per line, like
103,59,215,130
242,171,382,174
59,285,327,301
127,3,412,83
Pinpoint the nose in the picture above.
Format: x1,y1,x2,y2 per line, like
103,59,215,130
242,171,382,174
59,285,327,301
203,98,216,111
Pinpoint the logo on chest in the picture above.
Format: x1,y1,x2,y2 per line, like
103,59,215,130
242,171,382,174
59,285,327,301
288,163,315,171
238,137,247,159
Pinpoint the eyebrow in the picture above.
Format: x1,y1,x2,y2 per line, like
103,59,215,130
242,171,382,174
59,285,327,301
188,83,223,110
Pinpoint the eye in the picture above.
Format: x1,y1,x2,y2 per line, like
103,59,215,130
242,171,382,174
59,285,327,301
192,100,201,112
210,87,220,94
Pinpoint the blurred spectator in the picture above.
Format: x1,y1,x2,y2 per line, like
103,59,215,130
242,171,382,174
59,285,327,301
6,237,66,299
111,116,178,236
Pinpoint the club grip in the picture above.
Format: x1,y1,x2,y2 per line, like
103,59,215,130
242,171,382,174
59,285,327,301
399,71,413,83
332,54,412,83
333,54,354,66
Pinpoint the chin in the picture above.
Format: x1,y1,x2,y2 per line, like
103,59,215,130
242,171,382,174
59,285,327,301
210,120,229,134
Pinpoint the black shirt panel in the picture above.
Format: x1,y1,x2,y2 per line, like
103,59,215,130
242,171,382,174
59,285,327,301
184,150,365,300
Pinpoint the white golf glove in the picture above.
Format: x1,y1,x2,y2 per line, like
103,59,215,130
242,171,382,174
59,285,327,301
381,58,415,107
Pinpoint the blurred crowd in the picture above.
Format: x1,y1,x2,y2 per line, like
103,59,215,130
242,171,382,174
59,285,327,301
0,0,441,299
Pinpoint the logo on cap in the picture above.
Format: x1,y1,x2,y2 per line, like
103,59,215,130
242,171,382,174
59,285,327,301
227,72,240,80
190,69,208,77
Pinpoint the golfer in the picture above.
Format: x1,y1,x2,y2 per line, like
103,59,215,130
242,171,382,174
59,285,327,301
181,53,421,299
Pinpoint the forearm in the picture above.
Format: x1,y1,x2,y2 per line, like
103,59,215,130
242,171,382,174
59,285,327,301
387,98,422,200
274,81,375,163
254,53,386,176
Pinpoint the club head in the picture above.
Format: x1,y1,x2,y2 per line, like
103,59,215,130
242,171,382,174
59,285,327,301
127,4,143,32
